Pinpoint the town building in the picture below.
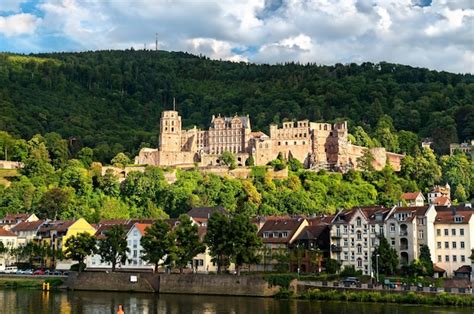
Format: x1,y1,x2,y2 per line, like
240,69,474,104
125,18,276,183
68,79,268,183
329,206,392,276
449,140,474,157
37,218,96,270
0,161,23,169
256,217,308,271
0,228,18,271
432,205,473,277
428,184,452,206
10,220,45,245
0,213,39,230
135,110,404,172
399,192,425,207
384,205,436,266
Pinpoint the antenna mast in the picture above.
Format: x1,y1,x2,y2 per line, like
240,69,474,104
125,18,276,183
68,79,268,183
173,97,176,111
155,33,158,51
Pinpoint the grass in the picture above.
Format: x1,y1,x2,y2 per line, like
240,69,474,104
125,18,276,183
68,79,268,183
0,277,63,289
300,289,474,307
0,169,19,177
5,54,61,65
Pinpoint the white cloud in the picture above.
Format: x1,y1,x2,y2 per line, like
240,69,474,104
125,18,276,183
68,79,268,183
0,13,40,37
0,0,28,12
1,0,473,73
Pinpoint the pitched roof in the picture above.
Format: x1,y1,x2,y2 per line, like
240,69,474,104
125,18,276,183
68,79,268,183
134,223,151,236
433,264,446,273
187,206,226,219
257,217,306,243
3,213,30,222
332,206,390,224
454,265,472,274
11,220,44,232
434,206,473,224
0,227,17,237
401,192,423,200
294,225,328,241
433,196,450,206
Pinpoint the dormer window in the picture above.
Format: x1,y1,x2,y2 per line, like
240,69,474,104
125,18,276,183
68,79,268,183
263,232,269,238
282,232,288,238
454,216,463,223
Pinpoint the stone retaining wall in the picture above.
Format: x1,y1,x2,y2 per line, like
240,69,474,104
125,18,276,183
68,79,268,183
67,271,157,293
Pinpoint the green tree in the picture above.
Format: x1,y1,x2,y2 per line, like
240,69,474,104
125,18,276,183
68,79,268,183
230,214,262,275
245,155,255,166
454,185,467,202
372,235,398,275
64,232,97,273
140,220,175,273
205,212,232,273
419,244,434,276
325,258,341,274
98,225,129,272
37,187,75,220
221,151,237,169
356,150,375,172
173,214,205,273
111,152,130,169
78,147,94,167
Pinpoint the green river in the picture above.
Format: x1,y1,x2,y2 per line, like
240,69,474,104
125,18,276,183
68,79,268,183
0,289,472,313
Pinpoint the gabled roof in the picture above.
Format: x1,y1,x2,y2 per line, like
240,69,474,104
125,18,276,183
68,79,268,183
11,220,44,232
2,213,30,222
401,192,424,200
257,217,306,243
294,225,328,241
38,220,75,233
187,206,226,219
0,227,17,237
433,196,450,206
433,264,446,273
332,206,390,224
134,223,151,236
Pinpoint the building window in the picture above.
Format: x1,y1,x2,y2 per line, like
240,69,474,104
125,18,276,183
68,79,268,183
437,255,441,262
445,255,449,262
460,228,464,236
444,229,448,236
282,232,288,238
263,232,269,238
454,216,463,223
390,223,395,233
451,229,456,236
371,225,376,233
461,255,465,262
343,239,348,247
436,229,441,236
356,217,362,227
391,239,396,246
437,242,441,249
418,230,424,239
357,231,362,240
357,244,362,254
452,242,456,249
357,258,362,267
133,240,137,249
343,226,348,234
452,255,457,262
460,241,465,249
344,252,348,260
444,242,449,249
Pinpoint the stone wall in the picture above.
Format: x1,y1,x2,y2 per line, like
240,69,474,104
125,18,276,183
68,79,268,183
158,274,279,297
67,271,157,293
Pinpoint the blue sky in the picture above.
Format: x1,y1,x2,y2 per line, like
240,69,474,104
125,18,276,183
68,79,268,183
0,0,472,73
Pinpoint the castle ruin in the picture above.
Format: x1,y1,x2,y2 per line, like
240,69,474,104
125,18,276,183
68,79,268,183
135,110,404,171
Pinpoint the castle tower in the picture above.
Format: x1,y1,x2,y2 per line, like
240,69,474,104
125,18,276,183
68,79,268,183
159,110,182,152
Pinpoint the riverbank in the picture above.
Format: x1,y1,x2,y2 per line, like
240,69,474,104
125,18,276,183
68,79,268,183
0,276,64,289
299,289,474,307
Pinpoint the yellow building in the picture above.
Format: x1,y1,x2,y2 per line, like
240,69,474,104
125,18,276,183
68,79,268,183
37,218,96,269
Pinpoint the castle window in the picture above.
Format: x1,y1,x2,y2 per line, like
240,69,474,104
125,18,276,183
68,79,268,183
294,141,297,145
303,141,306,145
171,127,174,132
304,133,306,137
324,125,327,131
165,127,168,131
171,121,174,126
285,142,288,146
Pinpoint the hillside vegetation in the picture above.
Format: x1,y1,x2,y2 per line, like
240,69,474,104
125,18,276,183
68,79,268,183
0,50,473,163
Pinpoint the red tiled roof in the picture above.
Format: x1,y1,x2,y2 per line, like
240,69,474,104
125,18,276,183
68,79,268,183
11,220,44,232
433,264,445,273
0,227,17,237
187,207,226,219
3,213,30,221
333,206,390,224
433,196,450,206
295,225,327,241
434,209,473,224
454,265,472,274
134,223,151,236
401,192,422,200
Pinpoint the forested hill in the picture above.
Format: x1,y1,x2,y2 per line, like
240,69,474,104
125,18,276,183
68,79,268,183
0,50,473,162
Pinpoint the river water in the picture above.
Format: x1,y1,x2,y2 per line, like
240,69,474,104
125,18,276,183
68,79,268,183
0,289,471,314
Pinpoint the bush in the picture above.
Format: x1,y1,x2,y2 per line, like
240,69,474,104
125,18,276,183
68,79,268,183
264,274,297,288
340,265,362,277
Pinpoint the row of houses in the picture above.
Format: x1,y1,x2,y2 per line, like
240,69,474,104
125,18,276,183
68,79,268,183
0,204,472,278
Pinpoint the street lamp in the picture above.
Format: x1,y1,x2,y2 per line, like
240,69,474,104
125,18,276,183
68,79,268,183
376,254,380,284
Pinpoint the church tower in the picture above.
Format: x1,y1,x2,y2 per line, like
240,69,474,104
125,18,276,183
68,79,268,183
159,110,181,152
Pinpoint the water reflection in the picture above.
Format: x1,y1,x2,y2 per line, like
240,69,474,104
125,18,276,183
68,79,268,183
0,289,471,314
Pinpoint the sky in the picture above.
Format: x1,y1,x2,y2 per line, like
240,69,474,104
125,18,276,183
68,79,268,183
0,0,472,74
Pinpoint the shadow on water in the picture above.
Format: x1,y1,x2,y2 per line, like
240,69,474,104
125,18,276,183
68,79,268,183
0,289,471,314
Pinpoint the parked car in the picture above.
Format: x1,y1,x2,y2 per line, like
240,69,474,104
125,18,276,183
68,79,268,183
15,270,25,275
23,269,33,275
53,270,62,276
4,266,18,274
341,277,360,286
33,269,45,276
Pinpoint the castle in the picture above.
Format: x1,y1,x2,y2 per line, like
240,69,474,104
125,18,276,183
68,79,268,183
135,110,404,171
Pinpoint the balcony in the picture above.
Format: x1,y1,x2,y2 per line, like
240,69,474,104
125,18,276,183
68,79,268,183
331,245,342,252
400,245,409,251
399,231,408,236
331,234,342,239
